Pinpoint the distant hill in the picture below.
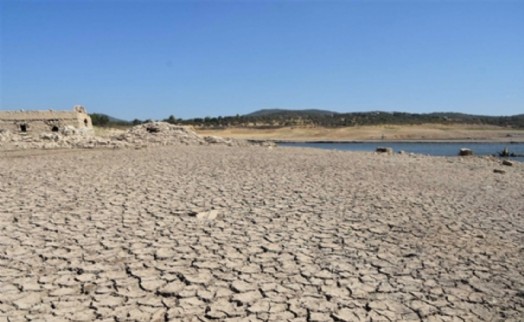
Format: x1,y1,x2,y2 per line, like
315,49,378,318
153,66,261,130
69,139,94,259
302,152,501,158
93,110,524,129
246,109,338,117
179,109,524,129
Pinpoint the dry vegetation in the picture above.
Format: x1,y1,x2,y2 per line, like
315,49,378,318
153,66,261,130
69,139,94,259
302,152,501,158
196,124,524,142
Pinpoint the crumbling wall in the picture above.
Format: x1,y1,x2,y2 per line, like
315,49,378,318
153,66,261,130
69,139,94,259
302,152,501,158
0,106,93,134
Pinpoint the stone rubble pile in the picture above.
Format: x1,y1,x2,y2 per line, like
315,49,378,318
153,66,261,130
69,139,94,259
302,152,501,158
0,126,126,150
0,122,274,150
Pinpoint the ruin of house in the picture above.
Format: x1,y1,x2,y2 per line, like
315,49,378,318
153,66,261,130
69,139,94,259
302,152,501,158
0,105,93,133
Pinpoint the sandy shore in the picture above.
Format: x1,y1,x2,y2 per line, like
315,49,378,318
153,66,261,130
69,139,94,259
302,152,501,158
196,124,524,142
0,145,523,321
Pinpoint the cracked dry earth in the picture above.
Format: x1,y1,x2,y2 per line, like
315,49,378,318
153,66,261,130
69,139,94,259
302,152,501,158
0,146,523,322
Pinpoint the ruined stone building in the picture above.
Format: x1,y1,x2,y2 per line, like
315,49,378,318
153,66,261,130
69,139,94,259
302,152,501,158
0,105,93,133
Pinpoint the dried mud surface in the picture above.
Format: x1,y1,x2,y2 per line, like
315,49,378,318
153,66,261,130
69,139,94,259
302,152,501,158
0,146,523,321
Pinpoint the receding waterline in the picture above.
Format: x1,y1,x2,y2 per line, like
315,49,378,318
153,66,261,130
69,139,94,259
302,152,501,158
279,141,524,162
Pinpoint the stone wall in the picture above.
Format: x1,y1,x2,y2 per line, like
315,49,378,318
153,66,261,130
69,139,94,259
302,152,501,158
0,106,92,134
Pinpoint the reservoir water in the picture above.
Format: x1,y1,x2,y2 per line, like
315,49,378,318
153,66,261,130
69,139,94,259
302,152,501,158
279,141,524,163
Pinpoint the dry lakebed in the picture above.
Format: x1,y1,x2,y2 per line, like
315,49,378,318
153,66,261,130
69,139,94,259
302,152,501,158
0,145,523,321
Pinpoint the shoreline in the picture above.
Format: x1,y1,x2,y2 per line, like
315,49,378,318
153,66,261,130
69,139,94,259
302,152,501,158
196,125,524,144
273,140,524,161
253,139,524,144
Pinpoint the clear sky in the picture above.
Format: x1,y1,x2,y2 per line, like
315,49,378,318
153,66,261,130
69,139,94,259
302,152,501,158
1,0,523,120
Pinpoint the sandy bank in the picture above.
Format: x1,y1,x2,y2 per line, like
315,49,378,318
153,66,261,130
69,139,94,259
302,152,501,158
196,124,524,142
0,145,522,321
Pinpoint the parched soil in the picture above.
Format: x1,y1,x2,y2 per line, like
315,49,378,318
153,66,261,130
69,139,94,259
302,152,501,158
0,145,523,321
196,124,524,142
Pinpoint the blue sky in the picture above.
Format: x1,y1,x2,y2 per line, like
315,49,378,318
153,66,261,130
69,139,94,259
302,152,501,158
1,0,523,120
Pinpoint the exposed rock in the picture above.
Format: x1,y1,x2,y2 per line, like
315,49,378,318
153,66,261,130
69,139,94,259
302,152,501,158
193,210,221,221
112,122,205,146
502,160,514,166
204,135,233,145
0,121,273,150
376,147,393,154
459,148,473,156
493,169,506,174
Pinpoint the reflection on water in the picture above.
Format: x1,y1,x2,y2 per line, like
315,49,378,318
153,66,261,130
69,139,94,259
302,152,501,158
279,142,524,162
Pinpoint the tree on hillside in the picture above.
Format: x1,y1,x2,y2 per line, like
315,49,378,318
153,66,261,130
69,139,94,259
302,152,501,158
164,115,177,124
90,113,110,127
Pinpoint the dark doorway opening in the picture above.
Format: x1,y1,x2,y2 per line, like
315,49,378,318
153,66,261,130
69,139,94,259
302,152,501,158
84,118,88,127
20,124,27,132
51,126,59,132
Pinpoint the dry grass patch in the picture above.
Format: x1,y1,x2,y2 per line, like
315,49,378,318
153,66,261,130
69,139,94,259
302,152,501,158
196,124,524,142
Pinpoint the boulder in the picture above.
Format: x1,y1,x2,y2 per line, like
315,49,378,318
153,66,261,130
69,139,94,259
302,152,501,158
459,148,473,156
204,136,226,144
502,160,514,166
376,147,393,154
